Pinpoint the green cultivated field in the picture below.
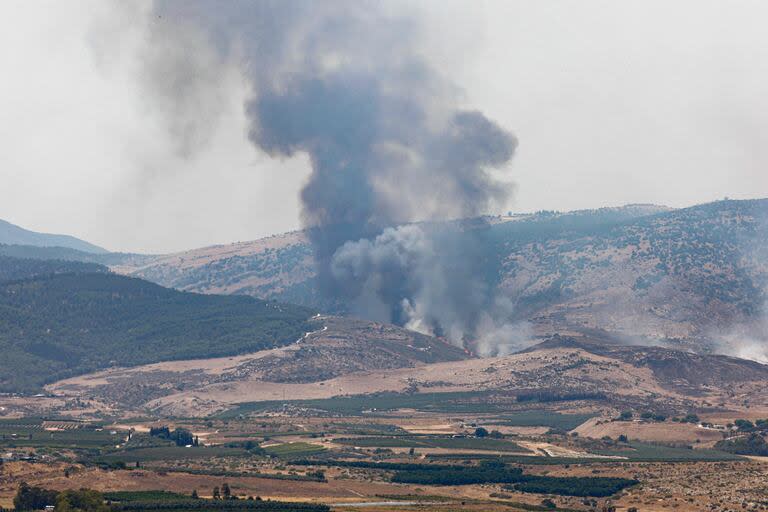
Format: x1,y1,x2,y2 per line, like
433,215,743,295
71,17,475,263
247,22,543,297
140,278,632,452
96,446,248,463
219,391,500,417
0,418,119,449
334,436,528,452
488,411,595,430
595,441,742,461
262,442,326,458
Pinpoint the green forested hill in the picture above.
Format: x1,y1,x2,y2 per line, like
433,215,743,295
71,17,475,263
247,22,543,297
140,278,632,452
0,272,314,391
0,255,107,283
0,243,150,267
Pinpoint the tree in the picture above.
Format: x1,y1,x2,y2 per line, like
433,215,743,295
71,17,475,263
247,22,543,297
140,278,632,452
191,490,199,500
13,483,58,511
55,489,109,512
221,483,231,500
682,413,700,424
475,427,489,438
212,487,221,500
619,411,633,421
617,434,628,443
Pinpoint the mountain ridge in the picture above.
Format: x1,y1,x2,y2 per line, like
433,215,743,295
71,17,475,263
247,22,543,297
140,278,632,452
110,199,768,355
0,218,108,254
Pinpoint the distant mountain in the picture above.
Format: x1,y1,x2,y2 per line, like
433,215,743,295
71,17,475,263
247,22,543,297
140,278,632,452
112,200,768,352
0,268,315,392
113,204,672,310
0,218,108,254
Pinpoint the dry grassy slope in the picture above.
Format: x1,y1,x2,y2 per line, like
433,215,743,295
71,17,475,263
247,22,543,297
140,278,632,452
47,334,768,417
526,336,768,394
46,315,468,408
113,199,768,349
112,230,313,297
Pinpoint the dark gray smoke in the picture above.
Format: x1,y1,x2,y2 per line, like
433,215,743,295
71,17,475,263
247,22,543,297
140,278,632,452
150,0,521,350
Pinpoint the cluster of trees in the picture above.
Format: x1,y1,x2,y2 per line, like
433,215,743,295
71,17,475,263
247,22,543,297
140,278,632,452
674,414,700,424
516,391,605,404
210,484,234,500
730,418,768,432
391,461,525,486
13,484,329,512
639,411,667,422
510,476,639,497
620,410,695,423
14,483,109,512
715,433,768,456
13,482,58,510
112,501,329,511
389,461,638,495
149,427,198,447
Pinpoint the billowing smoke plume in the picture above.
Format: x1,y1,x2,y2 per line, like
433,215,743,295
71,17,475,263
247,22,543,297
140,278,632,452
150,1,521,351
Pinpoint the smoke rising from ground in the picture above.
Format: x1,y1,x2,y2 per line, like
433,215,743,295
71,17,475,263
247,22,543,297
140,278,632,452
147,0,522,351
711,209,768,362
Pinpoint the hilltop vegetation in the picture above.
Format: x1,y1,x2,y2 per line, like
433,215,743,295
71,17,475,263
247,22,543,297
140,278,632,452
0,272,313,391
0,243,149,267
0,254,107,283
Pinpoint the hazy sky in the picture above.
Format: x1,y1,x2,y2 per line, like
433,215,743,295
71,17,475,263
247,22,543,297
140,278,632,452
1,1,767,253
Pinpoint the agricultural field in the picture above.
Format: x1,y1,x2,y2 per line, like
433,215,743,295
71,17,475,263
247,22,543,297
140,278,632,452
217,391,500,418
3,402,766,512
332,435,528,453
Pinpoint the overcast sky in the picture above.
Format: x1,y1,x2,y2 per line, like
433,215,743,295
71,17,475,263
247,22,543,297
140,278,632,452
1,1,767,253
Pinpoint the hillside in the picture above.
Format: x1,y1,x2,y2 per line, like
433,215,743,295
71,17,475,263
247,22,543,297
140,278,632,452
110,231,314,300
49,315,470,410
0,255,107,283
47,333,768,417
0,218,107,254
525,336,768,394
0,272,315,392
496,198,768,349
112,199,768,352
0,243,151,267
